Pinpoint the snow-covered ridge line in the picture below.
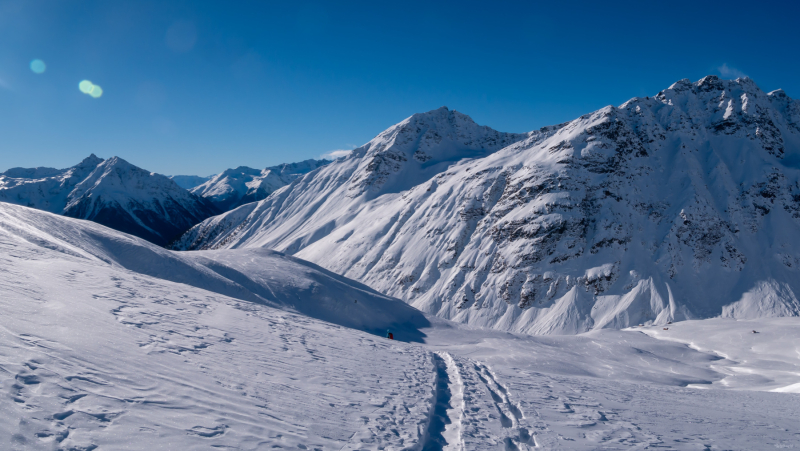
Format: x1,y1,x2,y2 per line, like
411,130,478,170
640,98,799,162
190,158,331,211
175,77,800,334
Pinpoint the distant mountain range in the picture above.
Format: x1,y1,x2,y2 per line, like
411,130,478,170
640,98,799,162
189,159,330,211
1,156,332,246
0,155,219,245
173,76,800,334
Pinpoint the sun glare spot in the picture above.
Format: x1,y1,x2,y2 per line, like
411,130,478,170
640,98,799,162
30,59,46,74
79,80,103,98
79,80,94,93
89,84,103,98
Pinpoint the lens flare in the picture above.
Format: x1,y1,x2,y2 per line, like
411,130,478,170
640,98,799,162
79,80,103,98
89,84,103,98
30,59,46,74
79,80,94,93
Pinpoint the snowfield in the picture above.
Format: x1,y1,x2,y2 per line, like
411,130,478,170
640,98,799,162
2,202,799,450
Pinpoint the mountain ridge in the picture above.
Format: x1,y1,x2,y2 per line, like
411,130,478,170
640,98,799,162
1,155,219,245
174,76,800,334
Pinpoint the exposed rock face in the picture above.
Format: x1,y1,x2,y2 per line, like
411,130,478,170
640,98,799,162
174,78,800,334
1,155,218,246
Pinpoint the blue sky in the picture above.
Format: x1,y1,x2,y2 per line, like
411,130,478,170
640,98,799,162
1,0,798,176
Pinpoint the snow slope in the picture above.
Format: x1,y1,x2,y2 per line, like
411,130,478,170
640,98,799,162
2,202,799,449
190,159,331,211
0,203,436,450
175,77,800,334
0,155,219,245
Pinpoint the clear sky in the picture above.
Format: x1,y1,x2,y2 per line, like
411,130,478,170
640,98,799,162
1,0,799,176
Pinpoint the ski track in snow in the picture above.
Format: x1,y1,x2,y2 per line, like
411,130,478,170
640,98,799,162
417,351,463,451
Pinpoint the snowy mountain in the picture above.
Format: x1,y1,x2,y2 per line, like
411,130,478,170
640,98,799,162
190,159,331,211
174,77,800,334
169,174,212,189
3,201,799,449
0,155,219,245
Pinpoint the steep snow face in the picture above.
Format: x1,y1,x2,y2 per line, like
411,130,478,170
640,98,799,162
175,78,800,334
169,174,212,189
191,159,331,211
0,155,218,246
172,106,530,251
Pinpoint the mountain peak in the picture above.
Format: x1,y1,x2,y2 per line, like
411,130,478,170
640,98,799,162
102,155,127,167
77,153,104,168
1,155,218,244
344,105,529,197
405,106,471,125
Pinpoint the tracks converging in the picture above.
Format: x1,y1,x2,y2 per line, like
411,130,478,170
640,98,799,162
415,352,537,451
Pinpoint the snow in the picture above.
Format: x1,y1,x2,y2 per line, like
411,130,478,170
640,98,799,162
633,318,800,392
0,202,433,449
0,155,218,245
174,77,800,335
2,202,799,449
190,159,331,211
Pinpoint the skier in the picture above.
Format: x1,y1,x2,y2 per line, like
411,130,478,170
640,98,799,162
386,329,394,340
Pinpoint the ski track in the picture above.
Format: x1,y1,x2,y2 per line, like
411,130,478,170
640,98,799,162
415,352,541,451
417,351,464,451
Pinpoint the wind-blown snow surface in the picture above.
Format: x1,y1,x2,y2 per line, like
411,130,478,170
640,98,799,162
2,202,799,449
0,155,218,245
0,203,434,449
634,318,800,392
175,78,800,334
190,159,331,211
